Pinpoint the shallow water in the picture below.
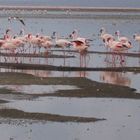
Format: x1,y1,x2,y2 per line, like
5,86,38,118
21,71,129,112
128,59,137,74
1,97,140,140
0,10,140,140
0,13,140,91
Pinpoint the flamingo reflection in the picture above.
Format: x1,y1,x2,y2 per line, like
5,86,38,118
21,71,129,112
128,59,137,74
101,54,131,87
100,71,131,87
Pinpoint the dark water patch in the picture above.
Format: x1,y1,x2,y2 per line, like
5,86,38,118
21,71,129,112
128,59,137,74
0,108,105,122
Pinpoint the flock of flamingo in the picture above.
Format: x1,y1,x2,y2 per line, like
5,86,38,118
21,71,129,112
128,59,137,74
0,17,140,65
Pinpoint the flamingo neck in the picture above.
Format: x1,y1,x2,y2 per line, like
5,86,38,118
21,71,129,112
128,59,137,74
4,34,10,40
28,34,32,39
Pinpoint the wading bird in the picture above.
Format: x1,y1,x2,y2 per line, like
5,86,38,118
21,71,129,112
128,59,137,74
8,16,25,26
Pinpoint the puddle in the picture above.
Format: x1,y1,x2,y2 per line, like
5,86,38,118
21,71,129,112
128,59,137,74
0,85,80,94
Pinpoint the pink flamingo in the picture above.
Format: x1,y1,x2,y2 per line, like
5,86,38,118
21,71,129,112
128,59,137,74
133,34,140,64
115,30,130,43
69,29,91,68
133,34,140,42
100,27,114,48
41,40,53,51
115,30,132,53
24,33,42,54
108,38,132,64
52,31,72,65
0,40,21,62
70,29,92,46
133,34,140,52
52,32,72,48
71,39,89,68
71,38,89,53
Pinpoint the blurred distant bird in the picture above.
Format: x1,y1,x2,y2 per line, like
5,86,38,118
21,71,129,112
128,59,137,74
8,16,25,26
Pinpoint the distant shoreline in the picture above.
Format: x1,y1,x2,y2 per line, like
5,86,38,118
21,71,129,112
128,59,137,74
0,5,140,12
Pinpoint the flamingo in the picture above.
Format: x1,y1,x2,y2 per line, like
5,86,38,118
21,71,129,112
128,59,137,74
100,27,114,47
8,16,25,26
24,33,42,54
39,35,53,50
52,31,72,66
133,34,140,52
52,32,72,48
115,30,130,43
72,40,89,68
133,34,140,42
133,34,140,64
108,38,132,52
69,29,91,67
40,40,53,55
115,30,132,50
108,38,132,64
71,38,89,53
0,40,21,62
70,29,92,46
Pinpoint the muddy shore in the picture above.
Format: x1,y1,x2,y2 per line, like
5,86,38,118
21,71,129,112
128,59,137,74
0,72,139,123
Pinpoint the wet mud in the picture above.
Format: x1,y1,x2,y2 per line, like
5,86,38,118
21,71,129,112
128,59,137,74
0,72,139,123
0,62,140,72
0,72,139,99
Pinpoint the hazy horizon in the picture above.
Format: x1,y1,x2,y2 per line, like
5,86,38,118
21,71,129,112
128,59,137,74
0,0,140,7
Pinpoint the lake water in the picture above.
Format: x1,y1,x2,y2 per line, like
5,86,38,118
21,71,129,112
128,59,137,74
0,12,140,91
0,8,140,140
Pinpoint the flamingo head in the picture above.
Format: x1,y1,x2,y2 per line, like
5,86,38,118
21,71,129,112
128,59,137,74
133,34,136,39
27,33,32,39
51,31,56,39
36,33,40,38
69,34,73,39
115,30,120,36
71,29,79,39
72,29,78,34
100,27,105,34
5,28,11,34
